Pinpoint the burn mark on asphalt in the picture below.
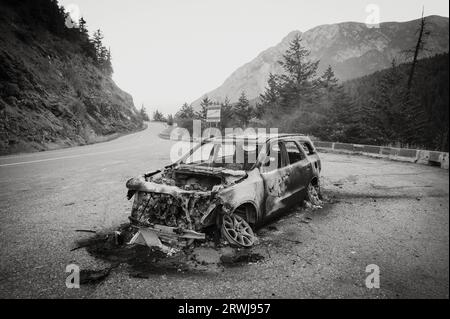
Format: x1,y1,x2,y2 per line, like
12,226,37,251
74,223,268,281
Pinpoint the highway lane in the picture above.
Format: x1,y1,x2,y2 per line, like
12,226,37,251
0,122,178,298
0,122,448,298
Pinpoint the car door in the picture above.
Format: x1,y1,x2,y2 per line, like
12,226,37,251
259,140,292,218
299,140,321,173
282,140,314,203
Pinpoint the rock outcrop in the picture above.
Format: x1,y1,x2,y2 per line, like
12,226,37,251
0,1,144,154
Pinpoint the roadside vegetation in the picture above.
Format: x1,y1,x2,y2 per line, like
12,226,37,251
6,0,114,76
174,15,448,152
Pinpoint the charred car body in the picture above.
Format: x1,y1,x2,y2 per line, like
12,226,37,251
126,134,322,252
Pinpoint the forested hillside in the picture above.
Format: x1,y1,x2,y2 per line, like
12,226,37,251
341,53,448,151
256,36,449,152
0,0,144,154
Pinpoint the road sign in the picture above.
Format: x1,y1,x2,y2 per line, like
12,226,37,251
206,105,221,123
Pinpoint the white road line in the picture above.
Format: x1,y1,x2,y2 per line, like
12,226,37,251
0,147,139,167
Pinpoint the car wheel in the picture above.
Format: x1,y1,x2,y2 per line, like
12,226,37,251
221,214,255,247
306,182,322,207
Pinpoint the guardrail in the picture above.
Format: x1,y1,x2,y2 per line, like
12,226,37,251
315,141,449,170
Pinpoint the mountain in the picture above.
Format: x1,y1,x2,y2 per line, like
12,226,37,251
0,0,144,155
193,15,449,106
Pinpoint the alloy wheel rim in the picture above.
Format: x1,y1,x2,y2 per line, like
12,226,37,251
222,214,255,247
308,183,321,205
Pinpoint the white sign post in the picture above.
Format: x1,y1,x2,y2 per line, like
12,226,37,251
206,105,221,123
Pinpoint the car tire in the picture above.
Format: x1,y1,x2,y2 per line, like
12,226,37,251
221,214,256,248
306,181,323,207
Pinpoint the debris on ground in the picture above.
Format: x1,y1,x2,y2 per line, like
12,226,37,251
80,267,114,285
75,229,97,234
220,249,265,266
129,227,179,256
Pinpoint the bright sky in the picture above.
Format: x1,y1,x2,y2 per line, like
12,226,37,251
58,0,449,115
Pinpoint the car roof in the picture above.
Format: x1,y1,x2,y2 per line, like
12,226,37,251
210,133,312,143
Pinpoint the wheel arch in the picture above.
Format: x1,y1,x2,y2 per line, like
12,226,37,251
232,201,259,225
310,175,320,187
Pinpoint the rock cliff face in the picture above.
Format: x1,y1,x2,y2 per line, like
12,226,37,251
193,15,449,106
0,1,144,154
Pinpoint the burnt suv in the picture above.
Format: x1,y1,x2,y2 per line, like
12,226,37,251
126,133,322,252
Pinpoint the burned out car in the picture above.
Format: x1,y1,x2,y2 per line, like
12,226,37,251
125,134,322,253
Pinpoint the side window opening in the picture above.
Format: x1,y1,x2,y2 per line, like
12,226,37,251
284,141,306,164
299,141,315,155
262,141,287,172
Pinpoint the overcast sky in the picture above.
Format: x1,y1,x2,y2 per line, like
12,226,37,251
58,0,449,115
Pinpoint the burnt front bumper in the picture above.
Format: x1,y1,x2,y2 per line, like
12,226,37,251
128,222,205,255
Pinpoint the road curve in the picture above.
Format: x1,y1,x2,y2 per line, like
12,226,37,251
0,122,448,298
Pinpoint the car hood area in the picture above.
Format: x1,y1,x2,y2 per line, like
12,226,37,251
125,164,251,252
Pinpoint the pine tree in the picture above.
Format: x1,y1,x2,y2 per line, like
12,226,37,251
260,73,281,105
321,65,339,91
317,65,340,114
233,92,253,127
90,29,113,76
103,48,113,76
320,84,356,142
220,97,234,129
257,73,281,119
78,17,88,38
176,103,195,119
278,34,320,110
197,96,212,120
166,114,174,126
370,59,408,143
92,29,104,63
140,105,150,121
152,110,165,122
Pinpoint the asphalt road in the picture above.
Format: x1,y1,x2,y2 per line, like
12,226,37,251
0,122,448,299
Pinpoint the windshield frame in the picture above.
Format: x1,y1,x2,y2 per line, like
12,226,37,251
176,138,269,171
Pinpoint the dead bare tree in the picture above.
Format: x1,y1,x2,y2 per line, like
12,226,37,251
406,7,430,92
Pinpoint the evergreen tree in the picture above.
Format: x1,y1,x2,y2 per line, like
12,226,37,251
139,105,150,121
233,92,253,127
278,34,320,110
103,47,113,76
152,110,165,122
78,17,88,37
317,65,340,114
220,97,234,129
176,103,195,119
92,29,104,63
370,60,408,143
166,114,174,126
321,65,339,91
257,73,281,119
90,29,113,76
260,73,281,105
197,96,212,120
